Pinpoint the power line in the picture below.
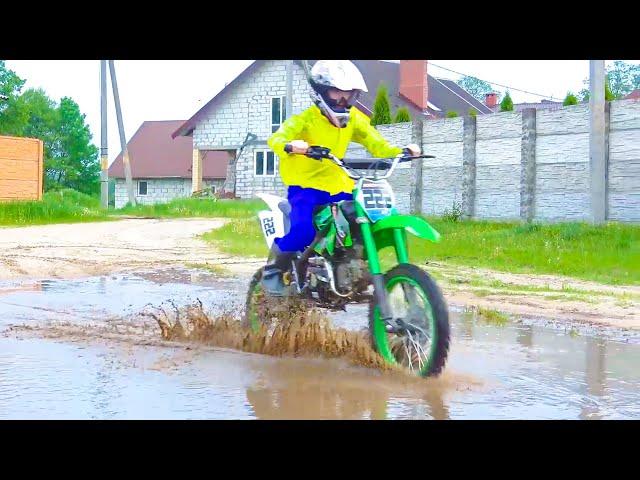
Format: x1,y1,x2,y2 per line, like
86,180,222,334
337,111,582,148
428,62,564,102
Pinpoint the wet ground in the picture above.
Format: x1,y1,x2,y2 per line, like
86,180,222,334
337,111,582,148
1,268,639,419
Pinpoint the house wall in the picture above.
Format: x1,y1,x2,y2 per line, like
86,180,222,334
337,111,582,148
192,60,309,199
114,178,224,208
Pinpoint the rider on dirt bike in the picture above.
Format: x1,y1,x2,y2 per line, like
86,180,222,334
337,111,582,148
263,60,420,296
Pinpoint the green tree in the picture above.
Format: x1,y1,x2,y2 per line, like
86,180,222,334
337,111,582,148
445,110,459,118
606,61,640,98
0,60,27,132
55,97,100,194
579,61,640,101
580,77,616,102
563,92,578,106
8,88,65,191
456,75,495,103
500,91,514,111
1,84,100,195
578,86,589,102
0,61,25,102
371,83,392,126
393,106,411,123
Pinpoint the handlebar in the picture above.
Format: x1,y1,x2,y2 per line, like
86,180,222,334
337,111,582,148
284,143,436,180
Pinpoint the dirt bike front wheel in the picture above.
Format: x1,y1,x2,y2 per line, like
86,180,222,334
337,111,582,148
368,263,450,378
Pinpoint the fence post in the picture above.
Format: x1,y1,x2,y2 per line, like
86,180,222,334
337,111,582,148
520,108,537,222
462,115,477,218
411,120,424,214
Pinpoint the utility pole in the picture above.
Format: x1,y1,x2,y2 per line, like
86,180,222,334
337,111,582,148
589,60,606,224
100,61,109,208
108,60,136,206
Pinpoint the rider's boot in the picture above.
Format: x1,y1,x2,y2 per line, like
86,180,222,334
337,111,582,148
261,243,295,297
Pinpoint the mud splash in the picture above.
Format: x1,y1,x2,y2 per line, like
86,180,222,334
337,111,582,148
146,297,400,372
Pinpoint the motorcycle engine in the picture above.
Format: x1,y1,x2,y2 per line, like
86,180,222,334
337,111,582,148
334,245,369,293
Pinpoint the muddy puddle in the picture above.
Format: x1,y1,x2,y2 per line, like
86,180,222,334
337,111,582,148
1,268,639,419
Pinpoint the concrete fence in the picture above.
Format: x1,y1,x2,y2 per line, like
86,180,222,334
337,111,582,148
348,98,640,223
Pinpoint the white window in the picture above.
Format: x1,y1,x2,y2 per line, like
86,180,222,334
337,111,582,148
271,96,287,133
255,150,276,176
138,180,148,196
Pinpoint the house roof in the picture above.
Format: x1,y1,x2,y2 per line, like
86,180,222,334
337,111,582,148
172,60,494,138
108,120,229,179
624,89,640,100
351,60,493,117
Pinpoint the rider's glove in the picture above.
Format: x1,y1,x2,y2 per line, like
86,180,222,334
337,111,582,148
402,143,421,156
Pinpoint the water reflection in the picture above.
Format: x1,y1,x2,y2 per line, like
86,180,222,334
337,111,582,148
243,360,452,420
580,337,607,420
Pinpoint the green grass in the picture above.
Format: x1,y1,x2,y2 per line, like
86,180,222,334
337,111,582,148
113,198,264,219
477,307,510,326
184,262,231,276
202,214,639,286
407,218,640,285
200,218,268,257
0,194,265,227
465,277,637,301
463,306,510,326
8,189,634,286
0,189,110,226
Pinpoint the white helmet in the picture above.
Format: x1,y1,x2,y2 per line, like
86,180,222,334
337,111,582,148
309,60,368,128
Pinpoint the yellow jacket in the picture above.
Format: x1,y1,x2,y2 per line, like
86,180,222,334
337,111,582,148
267,105,403,196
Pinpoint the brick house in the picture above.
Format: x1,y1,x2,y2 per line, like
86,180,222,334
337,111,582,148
172,60,490,199
108,120,229,208
483,92,566,112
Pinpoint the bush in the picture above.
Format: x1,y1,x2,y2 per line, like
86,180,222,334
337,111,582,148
563,92,579,106
371,83,392,126
500,91,514,111
441,200,464,222
393,106,411,123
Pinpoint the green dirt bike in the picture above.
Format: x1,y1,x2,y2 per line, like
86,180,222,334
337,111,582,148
244,146,450,378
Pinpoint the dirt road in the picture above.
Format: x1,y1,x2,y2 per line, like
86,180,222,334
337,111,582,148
1,218,638,329
0,218,261,280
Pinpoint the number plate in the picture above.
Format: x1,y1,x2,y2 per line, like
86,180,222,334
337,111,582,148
359,180,395,222
258,210,284,248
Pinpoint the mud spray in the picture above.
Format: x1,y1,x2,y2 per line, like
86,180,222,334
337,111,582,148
145,296,400,372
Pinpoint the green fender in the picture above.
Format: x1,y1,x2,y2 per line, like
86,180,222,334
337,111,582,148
370,215,441,250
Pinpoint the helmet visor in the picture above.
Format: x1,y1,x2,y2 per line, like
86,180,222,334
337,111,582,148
323,88,361,111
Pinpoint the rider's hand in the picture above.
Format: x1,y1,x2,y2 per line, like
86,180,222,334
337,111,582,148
403,143,421,156
286,140,309,155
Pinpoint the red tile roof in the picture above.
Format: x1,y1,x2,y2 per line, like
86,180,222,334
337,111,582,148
624,89,640,100
108,120,229,179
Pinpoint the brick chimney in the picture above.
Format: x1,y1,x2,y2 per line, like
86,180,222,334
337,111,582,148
399,60,428,110
485,92,498,108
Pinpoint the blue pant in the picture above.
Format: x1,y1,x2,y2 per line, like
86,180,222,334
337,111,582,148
274,186,353,252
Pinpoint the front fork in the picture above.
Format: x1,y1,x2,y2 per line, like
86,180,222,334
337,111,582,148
356,204,410,332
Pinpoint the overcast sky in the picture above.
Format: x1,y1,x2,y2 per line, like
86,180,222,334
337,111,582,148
5,60,638,166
